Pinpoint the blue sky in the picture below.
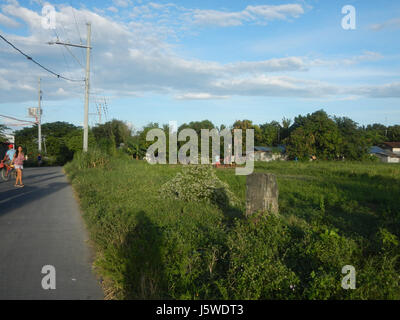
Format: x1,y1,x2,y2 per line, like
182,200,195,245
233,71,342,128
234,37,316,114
0,0,399,131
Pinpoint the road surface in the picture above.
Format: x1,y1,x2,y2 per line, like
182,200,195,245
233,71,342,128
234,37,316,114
0,166,104,300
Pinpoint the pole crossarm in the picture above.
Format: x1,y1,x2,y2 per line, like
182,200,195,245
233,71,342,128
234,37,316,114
48,41,92,49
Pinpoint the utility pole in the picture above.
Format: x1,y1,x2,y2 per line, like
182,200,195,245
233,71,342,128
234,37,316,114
83,23,91,152
38,77,42,153
48,22,92,152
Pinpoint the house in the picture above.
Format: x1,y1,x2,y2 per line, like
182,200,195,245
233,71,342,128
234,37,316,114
382,142,400,154
254,146,286,162
369,145,400,163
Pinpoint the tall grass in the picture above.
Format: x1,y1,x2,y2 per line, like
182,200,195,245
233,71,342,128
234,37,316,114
64,155,400,300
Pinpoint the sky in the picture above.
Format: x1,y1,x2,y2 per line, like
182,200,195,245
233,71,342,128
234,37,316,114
0,0,399,132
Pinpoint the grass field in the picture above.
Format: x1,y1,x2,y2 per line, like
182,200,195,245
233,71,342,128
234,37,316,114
64,154,400,300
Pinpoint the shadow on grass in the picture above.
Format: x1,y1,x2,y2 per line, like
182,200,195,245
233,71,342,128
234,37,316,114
326,173,400,238
212,187,244,225
122,211,168,299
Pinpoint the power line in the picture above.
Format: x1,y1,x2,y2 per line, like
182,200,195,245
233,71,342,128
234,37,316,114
69,1,85,63
0,114,37,124
63,43,85,68
0,33,84,82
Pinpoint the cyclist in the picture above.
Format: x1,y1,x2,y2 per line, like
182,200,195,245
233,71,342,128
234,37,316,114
2,144,16,177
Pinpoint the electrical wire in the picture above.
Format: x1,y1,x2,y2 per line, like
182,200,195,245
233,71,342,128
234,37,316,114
0,33,85,82
0,114,37,124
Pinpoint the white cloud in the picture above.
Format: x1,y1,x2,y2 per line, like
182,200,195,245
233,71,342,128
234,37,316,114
370,18,400,31
112,0,132,8
0,2,397,104
309,51,383,67
2,3,42,31
246,4,304,20
107,6,119,13
0,12,20,27
4,0,19,6
355,82,400,98
175,93,229,100
189,4,305,27
190,9,247,27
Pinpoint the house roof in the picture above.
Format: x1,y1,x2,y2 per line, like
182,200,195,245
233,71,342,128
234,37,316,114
254,146,286,153
254,146,272,152
370,146,384,154
383,142,400,149
370,146,400,158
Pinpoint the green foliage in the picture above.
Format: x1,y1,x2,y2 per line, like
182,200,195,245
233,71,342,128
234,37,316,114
285,127,315,160
160,165,239,208
287,110,343,160
65,129,96,154
259,121,281,146
70,148,111,170
178,120,215,135
0,124,8,143
224,214,300,299
387,125,400,141
92,119,132,148
65,158,400,300
284,110,374,161
14,121,81,165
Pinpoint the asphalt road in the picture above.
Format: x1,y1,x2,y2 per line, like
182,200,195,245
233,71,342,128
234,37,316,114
0,166,104,300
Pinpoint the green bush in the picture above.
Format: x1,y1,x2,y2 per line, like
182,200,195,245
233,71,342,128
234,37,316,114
159,165,240,208
71,148,111,170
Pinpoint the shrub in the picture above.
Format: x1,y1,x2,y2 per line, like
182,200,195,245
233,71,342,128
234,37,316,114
72,148,110,169
224,214,300,299
159,165,239,208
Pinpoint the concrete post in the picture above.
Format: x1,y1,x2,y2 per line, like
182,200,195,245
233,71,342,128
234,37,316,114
246,173,279,215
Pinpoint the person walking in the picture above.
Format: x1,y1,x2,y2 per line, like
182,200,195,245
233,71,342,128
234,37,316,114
13,146,25,188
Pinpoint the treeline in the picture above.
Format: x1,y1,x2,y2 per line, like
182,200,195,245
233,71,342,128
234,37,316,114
13,109,400,164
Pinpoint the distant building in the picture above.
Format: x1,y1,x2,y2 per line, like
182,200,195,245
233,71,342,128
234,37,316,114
382,142,400,154
254,146,286,162
369,144,400,163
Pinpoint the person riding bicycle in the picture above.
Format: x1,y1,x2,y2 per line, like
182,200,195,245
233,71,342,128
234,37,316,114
2,145,16,177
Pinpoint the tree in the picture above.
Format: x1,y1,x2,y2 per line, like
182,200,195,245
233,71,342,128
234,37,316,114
280,117,292,141
178,120,215,135
364,123,387,145
387,125,400,141
285,127,315,160
45,135,72,164
285,110,342,160
64,129,96,154
14,122,81,163
335,116,370,160
259,121,281,146
0,124,8,143
92,119,132,150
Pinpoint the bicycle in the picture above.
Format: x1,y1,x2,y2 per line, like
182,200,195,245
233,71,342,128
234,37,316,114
0,160,17,181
